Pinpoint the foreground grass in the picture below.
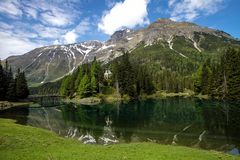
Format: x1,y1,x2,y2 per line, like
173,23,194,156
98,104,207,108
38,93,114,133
0,119,238,160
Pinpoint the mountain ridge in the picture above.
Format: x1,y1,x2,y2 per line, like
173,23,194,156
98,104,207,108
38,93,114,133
5,18,240,86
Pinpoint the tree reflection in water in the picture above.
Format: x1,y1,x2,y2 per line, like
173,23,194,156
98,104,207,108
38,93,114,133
0,97,239,153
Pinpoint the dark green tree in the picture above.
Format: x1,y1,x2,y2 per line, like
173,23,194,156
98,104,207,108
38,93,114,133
15,69,29,99
223,47,240,100
6,78,16,101
90,57,103,93
0,60,5,100
116,52,136,98
200,59,212,94
135,65,155,95
77,74,91,97
74,64,88,91
59,75,71,97
90,75,97,94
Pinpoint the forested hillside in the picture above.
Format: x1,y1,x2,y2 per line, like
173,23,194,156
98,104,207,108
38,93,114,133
7,19,240,86
31,45,240,102
58,54,155,99
0,60,29,101
194,47,240,101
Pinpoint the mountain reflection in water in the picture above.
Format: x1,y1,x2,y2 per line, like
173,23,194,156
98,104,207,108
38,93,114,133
0,97,239,154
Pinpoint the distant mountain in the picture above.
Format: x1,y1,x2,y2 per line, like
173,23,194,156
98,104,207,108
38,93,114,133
6,19,240,86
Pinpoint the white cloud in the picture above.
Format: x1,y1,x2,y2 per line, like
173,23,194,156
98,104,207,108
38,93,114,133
75,18,91,34
63,30,78,44
0,31,40,59
40,9,72,26
0,0,22,17
105,0,116,8
33,24,66,39
168,0,177,7
168,0,224,21
60,18,91,44
0,0,85,59
0,22,14,30
24,6,38,19
53,40,60,45
98,0,150,35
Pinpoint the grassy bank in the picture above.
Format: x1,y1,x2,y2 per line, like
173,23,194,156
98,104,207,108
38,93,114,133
0,101,33,110
0,118,238,160
62,89,197,105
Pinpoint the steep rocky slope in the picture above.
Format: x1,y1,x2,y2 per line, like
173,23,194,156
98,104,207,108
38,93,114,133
6,19,239,86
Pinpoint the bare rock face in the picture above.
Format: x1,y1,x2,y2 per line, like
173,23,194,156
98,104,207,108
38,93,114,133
7,41,104,85
6,19,239,86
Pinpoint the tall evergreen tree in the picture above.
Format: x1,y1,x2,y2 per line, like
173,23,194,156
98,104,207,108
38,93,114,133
77,74,91,97
4,60,11,94
135,65,155,95
116,52,136,98
194,47,240,101
0,60,5,100
59,75,71,97
200,59,212,95
74,64,88,91
223,47,240,100
90,57,103,93
15,69,29,99
6,78,16,101
90,75,97,94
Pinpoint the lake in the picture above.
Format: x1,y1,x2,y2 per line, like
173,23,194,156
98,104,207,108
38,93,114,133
0,97,239,155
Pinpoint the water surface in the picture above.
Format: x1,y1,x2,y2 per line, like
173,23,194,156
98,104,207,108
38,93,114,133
1,97,239,154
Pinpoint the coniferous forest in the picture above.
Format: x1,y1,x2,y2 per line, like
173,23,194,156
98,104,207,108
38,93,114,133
57,47,240,102
59,53,155,99
194,47,240,101
0,60,29,101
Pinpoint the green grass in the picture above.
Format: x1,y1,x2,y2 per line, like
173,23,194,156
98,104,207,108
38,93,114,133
0,118,239,160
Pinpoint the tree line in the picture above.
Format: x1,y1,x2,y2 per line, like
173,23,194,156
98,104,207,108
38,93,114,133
43,46,240,102
60,53,155,99
60,57,104,98
111,52,155,98
0,60,29,101
194,47,240,101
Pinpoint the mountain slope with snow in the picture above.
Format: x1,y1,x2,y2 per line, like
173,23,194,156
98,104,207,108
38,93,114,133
6,19,240,86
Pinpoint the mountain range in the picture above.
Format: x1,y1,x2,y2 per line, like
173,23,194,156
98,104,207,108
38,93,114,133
6,19,240,86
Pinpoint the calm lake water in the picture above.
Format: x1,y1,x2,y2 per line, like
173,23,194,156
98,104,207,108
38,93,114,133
1,97,240,155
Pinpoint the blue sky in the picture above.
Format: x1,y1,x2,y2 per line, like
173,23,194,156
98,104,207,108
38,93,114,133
0,0,239,59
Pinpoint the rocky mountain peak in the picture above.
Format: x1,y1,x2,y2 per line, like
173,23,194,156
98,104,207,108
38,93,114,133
6,18,239,86
110,28,133,42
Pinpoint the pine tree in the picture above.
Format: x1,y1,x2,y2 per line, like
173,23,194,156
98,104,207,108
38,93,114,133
135,65,155,95
74,64,88,91
15,69,29,99
194,47,240,101
90,57,103,93
5,67,16,101
77,74,91,97
59,75,71,97
68,69,79,98
223,47,240,100
4,60,11,94
116,52,136,98
0,60,5,100
6,78,16,101
201,59,212,95
91,75,97,94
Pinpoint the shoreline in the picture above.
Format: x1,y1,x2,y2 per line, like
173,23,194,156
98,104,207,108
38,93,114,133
0,118,237,160
62,90,211,105
0,90,210,109
0,101,33,111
